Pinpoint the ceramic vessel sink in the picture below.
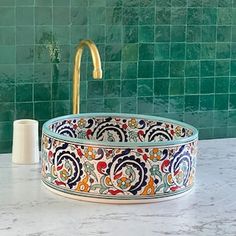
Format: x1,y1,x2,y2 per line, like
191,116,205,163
41,113,198,204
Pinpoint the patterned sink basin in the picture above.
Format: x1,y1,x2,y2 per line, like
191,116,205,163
41,113,198,204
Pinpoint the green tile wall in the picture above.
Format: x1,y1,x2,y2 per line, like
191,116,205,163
0,0,236,153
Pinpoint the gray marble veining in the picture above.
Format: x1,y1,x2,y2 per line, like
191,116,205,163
0,138,236,236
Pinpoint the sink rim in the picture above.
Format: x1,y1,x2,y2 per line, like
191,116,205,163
42,112,198,148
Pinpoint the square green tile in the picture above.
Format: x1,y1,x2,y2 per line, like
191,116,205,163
0,46,16,64
16,26,34,45
139,7,155,25
198,111,213,128
123,7,139,25
0,7,15,26
138,61,154,78
171,8,186,25
52,82,70,100
185,61,200,77
0,27,15,45
122,62,137,79
218,0,232,7
106,25,122,44
217,7,232,25
186,43,200,60
185,95,199,112
215,77,229,93
34,83,51,101
0,122,13,141
213,110,228,127
139,43,154,60
71,7,88,25
154,43,170,60
170,61,185,77
123,26,138,43
215,94,229,110
53,7,70,25
200,77,215,94
106,7,122,25
201,44,216,59
16,83,32,102
88,7,105,24
35,7,52,25
156,7,171,25
120,97,136,113
155,26,170,42
35,101,52,120
104,98,120,112
138,97,153,114
186,26,201,42
106,44,122,61
154,79,169,96
202,26,216,42
0,84,14,102
0,65,15,83
200,95,214,111
215,60,230,76
139,26,154,42
153,96,169,113
216,43,231,59
122,44,138,61
217,26,231,42
154,61,169,77
202,7,217,25
170,78,184,95
15,102,33,119
89,25,105,44
187,8,202,25
105,62,121,80
121,80,137,97
185,77,199,94
104,80,121,97
169,96,184,112
87,80,104,98
201,60,215,77
0,103,14,122
53,100,71,117
171,26,186,42
138,79,153,96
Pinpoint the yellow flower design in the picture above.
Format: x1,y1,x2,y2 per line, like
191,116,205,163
77,118,86,128
84,146,96,160
128,118,138,129
149,148,162,162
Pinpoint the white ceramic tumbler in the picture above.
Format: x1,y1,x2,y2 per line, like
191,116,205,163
12,119,39,164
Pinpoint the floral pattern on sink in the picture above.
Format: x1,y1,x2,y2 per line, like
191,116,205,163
41,135,197,200
49,116,194,143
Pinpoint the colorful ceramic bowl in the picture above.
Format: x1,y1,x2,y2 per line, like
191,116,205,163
41,113,198,203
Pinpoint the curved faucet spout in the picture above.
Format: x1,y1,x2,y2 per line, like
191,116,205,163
73,39,102,114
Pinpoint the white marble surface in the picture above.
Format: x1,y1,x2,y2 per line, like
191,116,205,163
0,138,236,236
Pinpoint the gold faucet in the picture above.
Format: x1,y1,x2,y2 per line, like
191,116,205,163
72,39,102,114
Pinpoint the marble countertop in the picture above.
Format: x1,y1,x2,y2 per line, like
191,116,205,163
0,138,236,236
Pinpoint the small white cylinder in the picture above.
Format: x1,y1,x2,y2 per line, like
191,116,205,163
12,119,39,164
